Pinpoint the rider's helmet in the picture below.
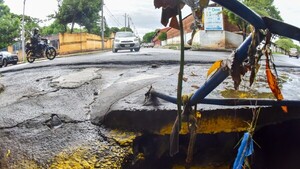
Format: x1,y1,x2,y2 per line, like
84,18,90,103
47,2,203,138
33,27,39,35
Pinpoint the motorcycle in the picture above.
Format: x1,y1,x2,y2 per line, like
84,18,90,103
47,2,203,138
25,38,57,63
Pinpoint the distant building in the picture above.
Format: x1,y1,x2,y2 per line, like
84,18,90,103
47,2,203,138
152,3,244,50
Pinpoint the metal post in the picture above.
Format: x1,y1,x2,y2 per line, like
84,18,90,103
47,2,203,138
21,0,26,63
128,16,130,29
101,0,104,50
124,13,127,32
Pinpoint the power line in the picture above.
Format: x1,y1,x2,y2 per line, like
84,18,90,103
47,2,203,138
104,5,122,27
128,15,139,37
103,5,139,37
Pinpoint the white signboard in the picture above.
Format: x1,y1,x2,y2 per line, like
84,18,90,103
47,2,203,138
204,7,224,31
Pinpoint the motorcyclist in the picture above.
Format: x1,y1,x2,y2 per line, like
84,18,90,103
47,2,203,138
31,27,41,53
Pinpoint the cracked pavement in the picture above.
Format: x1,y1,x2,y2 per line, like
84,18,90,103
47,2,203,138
0,64,143,168
0,56,179,167
1,48,300,168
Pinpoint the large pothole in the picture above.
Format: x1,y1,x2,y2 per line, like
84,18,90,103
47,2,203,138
1,106,300,169
125,119,300,169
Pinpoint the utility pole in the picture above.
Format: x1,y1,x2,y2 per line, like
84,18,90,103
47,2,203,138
101,0,104,50
21,0,26,63
128,16,130,29
124,13,127,32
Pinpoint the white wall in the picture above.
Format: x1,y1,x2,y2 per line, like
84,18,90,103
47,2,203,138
225,31,243,49
166,32,193,45
164,30,243,49
192,30,242,49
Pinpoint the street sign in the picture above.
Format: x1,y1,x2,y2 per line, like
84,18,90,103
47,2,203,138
204,7,224,31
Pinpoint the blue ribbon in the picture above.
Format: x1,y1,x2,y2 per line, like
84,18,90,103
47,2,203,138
233,132,254,169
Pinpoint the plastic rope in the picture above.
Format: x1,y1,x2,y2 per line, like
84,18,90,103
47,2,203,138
233,132,254,169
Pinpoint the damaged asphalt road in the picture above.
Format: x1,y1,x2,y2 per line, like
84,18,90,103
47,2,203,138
1,48,300,168
0,52,181,168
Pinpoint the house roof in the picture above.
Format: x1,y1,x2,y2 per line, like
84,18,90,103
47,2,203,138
160,27,171,33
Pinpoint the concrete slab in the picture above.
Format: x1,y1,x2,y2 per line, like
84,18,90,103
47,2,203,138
51,68,102,89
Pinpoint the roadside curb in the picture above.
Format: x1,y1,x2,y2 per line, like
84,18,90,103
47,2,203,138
14,49,111,66
190,48,234,52
157,46,234,52
57,49,111,58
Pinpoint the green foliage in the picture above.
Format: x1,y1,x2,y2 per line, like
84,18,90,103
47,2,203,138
119,27,133,32
0,3,10,16
224,0,282,39
0,15,20,49
55,0,102,33
104,26,110,37
158,32,167,41
295,45,300,52
275,37,298,51
22,15,41,40
244,0,282,20
110,27,120,33
40,20,67,36
0,4,20,49
143,31,156,43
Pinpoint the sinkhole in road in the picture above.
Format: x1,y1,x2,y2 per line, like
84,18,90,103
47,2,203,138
120,119,300,169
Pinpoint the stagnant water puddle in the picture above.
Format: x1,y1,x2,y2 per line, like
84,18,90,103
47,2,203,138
219,68,300,100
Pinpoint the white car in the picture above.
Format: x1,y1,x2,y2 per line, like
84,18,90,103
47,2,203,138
112,32,140,53
289,48,299,59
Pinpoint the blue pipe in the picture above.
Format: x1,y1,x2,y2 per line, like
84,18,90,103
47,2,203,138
189,35,254,105
187,0,268,105
151,91,177,104
151,91,300,107
150,0,300,107
149,35,254,106
211,0,267,29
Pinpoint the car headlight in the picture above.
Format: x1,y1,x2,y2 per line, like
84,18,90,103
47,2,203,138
115,39,120,43
134,38,139,42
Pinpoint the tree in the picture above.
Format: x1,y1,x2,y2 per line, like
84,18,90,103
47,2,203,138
158,32,167,41
245,0,282,20
275,37,297,52
21,15,41,41
0,3,20,49
110,27,120,33
40,20,66,36
103,25,111,37
55,0,102,33
143,31,156,43
119,27,133,32
224,0,282,40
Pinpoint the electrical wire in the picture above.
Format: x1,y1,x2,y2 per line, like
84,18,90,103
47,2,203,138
104,5,122,27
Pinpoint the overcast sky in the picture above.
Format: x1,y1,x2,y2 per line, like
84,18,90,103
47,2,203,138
4,0,300,38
